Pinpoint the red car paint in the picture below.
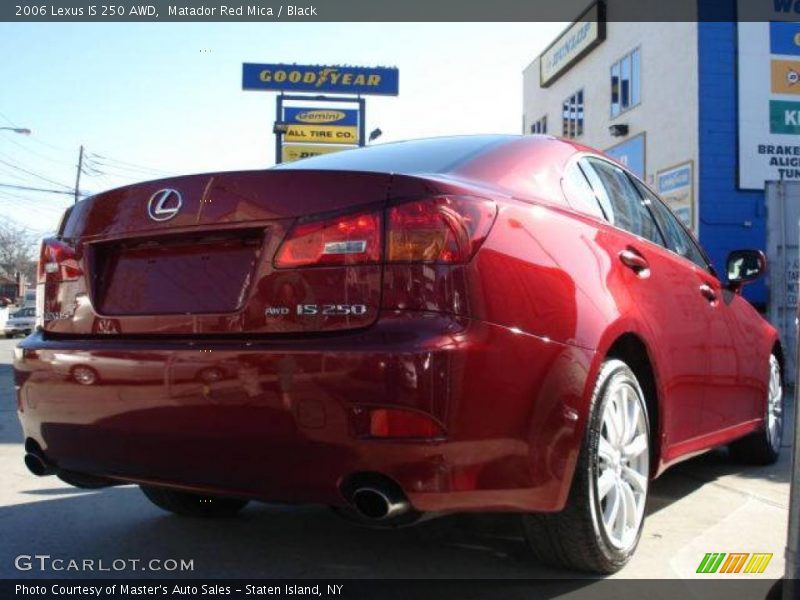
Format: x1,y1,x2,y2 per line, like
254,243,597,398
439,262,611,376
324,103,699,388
14,135,778,513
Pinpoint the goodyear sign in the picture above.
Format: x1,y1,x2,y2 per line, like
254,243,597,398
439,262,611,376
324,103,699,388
242,63,399,96
281,143,357,163
539,2,605,87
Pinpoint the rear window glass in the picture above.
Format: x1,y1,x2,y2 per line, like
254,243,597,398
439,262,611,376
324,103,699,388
272,136,510,174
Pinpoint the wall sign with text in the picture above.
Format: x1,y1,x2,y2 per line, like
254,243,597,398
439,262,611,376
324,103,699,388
657,161,694,229
738,13,800,189
243,63,399,96
539,1,605,87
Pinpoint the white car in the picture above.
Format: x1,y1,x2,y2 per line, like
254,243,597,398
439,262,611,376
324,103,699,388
4,307,35,338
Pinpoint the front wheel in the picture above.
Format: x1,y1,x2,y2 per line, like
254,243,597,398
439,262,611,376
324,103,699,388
729,353,783,465
140,485,249,518
523,359,651,574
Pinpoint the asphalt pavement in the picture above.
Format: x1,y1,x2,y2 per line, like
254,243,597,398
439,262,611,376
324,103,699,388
0,337,792,582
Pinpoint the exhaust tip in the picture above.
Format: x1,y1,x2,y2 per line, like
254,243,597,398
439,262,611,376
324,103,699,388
351,486,411,521
24,453,54,476
352,488,392,520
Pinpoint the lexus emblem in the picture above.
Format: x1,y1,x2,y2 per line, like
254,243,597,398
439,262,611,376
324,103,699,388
147,188,183,222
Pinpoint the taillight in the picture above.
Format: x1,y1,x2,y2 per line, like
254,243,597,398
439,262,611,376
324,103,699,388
38,238,81,283
274,209,382,268
387,196,496,263
368,408,445,439
275,196,496,269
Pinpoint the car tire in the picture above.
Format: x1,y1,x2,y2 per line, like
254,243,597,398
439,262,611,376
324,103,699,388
140,485,249,518
4,333,12,339
70,365,99,386
523,359,651,574
729,353,783,466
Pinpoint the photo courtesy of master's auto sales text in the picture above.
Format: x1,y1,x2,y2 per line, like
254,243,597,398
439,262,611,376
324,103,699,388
0,1,799,599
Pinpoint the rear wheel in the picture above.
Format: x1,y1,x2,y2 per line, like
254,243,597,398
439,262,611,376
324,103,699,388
71,365,99,386
523,359,650,574
729,353,783,465
141,485,249,518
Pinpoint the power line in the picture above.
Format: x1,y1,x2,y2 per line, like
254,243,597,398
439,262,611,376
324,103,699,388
0,182,85,196
0,188,70,203
0,164,38,185
0,134,73,166
86,151,172,176
0,197,69,217
0,110,73,153
0,110,17,127
0,158,73,190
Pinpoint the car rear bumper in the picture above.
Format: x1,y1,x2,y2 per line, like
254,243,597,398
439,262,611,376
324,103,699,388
14,312,594,513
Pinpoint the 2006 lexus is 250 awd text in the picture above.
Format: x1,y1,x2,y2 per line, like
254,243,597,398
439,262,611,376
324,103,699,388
14,135,784,573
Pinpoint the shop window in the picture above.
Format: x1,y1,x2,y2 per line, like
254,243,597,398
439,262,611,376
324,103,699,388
611,47,641,118
530,115,547,134
562,90,584,139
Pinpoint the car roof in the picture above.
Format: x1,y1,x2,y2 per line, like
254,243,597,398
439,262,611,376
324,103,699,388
272,134,587,178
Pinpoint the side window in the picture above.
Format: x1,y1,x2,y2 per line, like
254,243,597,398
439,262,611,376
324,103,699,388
582,158,663,245
633,180,708,269
561,161,607,220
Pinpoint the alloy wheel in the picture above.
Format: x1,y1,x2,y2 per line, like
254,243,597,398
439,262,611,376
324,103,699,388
72,366,97,386
596,378,649,550
767,354,783,452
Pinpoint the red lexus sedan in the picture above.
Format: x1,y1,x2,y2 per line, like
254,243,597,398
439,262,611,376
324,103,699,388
14,135,784,573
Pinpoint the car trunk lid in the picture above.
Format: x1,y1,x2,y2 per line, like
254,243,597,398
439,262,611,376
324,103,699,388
44,170,391,337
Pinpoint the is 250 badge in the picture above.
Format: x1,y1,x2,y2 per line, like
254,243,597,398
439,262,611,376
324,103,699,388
264,304,368,318
296,304,368,316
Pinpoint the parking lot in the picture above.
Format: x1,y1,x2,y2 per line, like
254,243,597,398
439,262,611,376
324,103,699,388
0,337,792,581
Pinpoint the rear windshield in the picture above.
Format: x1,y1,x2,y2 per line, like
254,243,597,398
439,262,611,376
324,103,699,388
272,135,510,174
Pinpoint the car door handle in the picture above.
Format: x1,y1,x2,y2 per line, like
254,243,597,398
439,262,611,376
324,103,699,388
619,248,650,277
699,283,718,303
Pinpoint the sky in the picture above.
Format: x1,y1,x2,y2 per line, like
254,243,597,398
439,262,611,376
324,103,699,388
0,22,566,235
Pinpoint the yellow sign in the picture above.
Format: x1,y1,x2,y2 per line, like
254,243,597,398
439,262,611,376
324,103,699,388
771,59,800,95
284,124,359,144
281,144,356,163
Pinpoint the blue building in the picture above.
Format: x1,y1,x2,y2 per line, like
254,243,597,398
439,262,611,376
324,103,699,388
523,1,796,310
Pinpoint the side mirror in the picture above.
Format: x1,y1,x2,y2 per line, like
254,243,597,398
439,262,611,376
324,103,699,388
726,249,766,290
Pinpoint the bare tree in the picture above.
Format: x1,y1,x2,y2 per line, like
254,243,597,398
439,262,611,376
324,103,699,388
0,220,39,286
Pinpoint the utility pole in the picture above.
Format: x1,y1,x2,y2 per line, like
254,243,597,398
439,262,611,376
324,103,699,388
73,144,84,204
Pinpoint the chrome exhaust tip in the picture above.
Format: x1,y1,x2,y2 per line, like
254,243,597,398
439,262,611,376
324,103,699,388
352,487,410,520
